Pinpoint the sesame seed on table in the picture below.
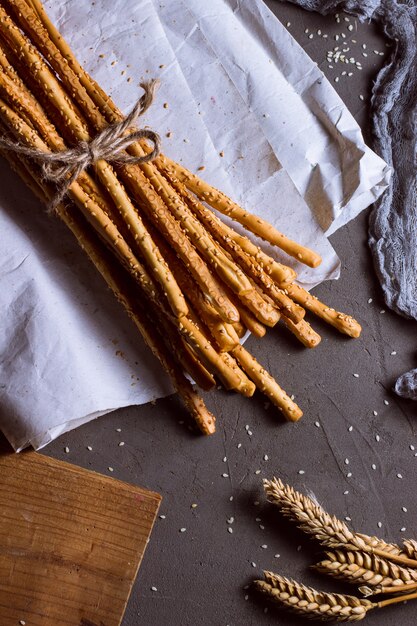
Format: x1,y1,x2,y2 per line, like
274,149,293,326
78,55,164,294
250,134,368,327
0,3,412,626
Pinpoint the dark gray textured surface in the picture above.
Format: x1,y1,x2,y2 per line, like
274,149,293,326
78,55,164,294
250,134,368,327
9,3,417,625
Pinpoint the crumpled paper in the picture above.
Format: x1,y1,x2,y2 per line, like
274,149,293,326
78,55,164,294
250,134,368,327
0,0,390,451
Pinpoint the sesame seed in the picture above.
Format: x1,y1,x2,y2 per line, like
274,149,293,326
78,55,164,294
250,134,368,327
151,586,157,592
397,473,403,479
191,503,198,509
264,455,269,461
286,21,291,27
255,517,261,522
244,594,249,600
373,410,378,416
384,400,389,405
64,446,70,453
259,524,265,530
375,435,380,442
362,52,368,57
222,473,229,478
348,426,353,432
402,507,408,512
248,431,253,436
255,470,261,475
227,517,234,524
237,443,242,449
410,445,415,451
251,562,257,567
308,33,314,39
380,309,386,314
401,527,407,532
377,521,382,528
108,467,114,472
353,373,359,378
368,298,373,303
334,77,339,83
373,50,380,55
223,456,227,462
305,28,309,34
298,470,305,475
359,95,365,101
19,622,26,626
118,441,125,447
230,496,234,502
261,544,268,549
348,24,354,31
347,472,352,478
274,554,281,558
116,428,121,432
362,43,367,49
345,458,350,465
227,527,233,534
315,421,321,428
180,528,186,533
372,464,377,470
345,516,352,521
297,545,302,552
391,351,397,356
159,515,166,519
254,501,260,506
344,490,349,495
87,446,93,451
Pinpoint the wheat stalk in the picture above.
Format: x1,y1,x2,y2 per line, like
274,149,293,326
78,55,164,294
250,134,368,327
253,571,374,622
314,550,417,589
263,478,417,568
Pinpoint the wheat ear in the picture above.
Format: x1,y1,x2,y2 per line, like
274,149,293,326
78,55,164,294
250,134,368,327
263,478,417,568
403,539,417,560
314,550,417,589
253,571,374,622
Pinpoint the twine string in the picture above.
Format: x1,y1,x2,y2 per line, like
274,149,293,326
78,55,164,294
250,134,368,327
0,80,161,211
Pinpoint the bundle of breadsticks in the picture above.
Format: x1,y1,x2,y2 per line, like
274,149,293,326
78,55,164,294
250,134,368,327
0,0,361,435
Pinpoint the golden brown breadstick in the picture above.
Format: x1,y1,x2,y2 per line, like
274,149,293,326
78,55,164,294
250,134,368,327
157,155,322,268
232,344,303,421
281,315,322,349
164,173,305,324
286,283,362,338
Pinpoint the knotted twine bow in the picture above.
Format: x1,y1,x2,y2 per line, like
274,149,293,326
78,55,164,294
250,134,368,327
0,80,161,212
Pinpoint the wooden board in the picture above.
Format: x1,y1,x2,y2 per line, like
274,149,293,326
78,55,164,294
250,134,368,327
0,447,161,626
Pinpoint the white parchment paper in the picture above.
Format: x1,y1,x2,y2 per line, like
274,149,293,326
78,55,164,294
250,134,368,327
0,0,390,450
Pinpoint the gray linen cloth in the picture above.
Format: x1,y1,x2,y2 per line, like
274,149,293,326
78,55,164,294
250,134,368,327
281,0,417,399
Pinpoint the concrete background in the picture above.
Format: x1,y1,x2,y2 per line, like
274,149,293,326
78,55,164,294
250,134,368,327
5,2,417,625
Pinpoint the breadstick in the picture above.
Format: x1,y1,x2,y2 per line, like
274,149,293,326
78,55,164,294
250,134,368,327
231,344,303,421
214,219,297,285
166,175,304,324
157,155,322,268
286,283,362,338
281,315,322,349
